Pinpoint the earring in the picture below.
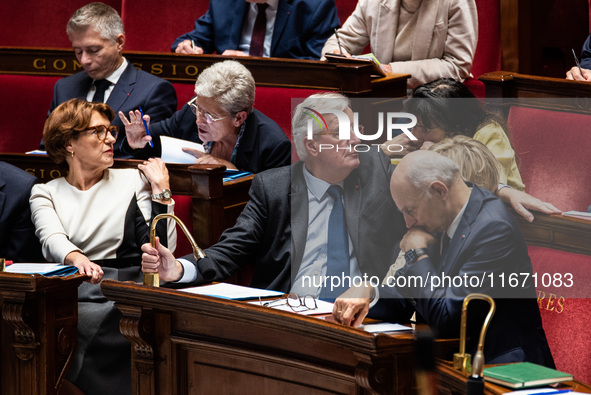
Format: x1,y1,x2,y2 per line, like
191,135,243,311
71,151,74,157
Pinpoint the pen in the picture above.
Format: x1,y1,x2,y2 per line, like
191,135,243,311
334,28,344,55
191,40,195,51
529,389,572,395
572,48,584,77
138,106,154,148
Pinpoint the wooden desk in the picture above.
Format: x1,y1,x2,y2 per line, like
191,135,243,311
0,153,253,249
436,360,591,395
0,272,85,395
0,47,409,98
480,71,591,115
101,280,457,394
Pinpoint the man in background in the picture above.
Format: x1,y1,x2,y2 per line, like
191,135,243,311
45,2,177,157
172,0,340,59
0,162,43,263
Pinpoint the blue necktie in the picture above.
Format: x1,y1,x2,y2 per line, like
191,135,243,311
320,185,350,300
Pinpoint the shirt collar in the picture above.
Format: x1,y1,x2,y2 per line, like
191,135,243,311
101,57,127,85
446,196,469,240
303,165,344,201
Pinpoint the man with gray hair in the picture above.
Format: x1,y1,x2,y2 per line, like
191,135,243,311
119,60,290,171
139,92,405,298
46,2,177,157
333,150,555,367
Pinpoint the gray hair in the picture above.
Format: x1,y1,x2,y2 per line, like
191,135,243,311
67,2,125,43
194,60,255,115
291,92,351,161
405,152,460,198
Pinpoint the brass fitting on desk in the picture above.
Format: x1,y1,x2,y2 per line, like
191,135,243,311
144,213,205,287
453,293,496,377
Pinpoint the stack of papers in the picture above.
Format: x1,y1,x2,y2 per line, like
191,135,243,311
5,263,78,277
178,282,283,300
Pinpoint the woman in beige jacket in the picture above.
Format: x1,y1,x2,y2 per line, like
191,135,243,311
322,0,478,89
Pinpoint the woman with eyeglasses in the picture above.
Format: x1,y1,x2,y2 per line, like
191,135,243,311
119,60,291,172
29,98,176,395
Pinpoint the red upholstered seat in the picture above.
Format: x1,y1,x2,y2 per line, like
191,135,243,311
528,246,591,384
0,74,59,153
0,0,121,48
508,106,591,211
121,0,210,52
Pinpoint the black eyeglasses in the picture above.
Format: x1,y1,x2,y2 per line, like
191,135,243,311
259,293,318,312
86,125,119,143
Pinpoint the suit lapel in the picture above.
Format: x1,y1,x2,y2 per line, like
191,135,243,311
441,187,484,270
106,63,136,114
412,0,441,60
373,0,399,64
290,162,308,278
0,178,6,221
271,0,293,55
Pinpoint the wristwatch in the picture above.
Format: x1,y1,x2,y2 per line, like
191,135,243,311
404,248,429,265
151,188,172,200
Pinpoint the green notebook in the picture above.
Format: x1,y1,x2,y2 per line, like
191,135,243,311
483,362,573,389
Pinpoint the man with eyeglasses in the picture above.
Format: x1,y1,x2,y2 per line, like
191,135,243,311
140,92,406,299
119,60,290,172
44,2,177,158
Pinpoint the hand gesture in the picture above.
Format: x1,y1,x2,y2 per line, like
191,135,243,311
118,110,152,149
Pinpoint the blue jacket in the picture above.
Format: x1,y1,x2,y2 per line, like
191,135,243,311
171,0,340,59
580,33,591,69
47,62,177,158
372,185,555,367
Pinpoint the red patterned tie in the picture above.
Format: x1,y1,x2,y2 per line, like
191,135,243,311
249,3,268,57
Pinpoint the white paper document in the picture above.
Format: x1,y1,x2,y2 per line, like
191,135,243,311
178,282,283,300
160,135,204,164
360,322,413,333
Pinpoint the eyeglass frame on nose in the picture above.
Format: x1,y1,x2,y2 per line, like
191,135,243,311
85,125,119,143
315,124,365,138
188,96,227,124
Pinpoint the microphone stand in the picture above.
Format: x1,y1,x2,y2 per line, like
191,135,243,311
144,213,205,287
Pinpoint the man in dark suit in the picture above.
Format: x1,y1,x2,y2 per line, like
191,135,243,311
45,2,177,157
140,93,406,296
334,150,555,367
172,0,340,59
0,162,43,262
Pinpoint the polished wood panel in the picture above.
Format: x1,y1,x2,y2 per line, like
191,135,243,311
101,280,457,395
436,360,591,395
0,153,253,249
0,272,85,395
0,47,409,97
517,213,591,256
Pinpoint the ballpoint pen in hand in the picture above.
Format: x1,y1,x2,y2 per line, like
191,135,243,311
138,106,154,148
572,48,584,78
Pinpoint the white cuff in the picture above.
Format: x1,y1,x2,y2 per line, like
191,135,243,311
175,258,198,283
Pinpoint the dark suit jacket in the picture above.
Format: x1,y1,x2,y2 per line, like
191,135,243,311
171,0,340,59
373,185,555,367
0,162,43,262
123,103,291,172
580,34,591,69
191,150,405,292
46,62,177,158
